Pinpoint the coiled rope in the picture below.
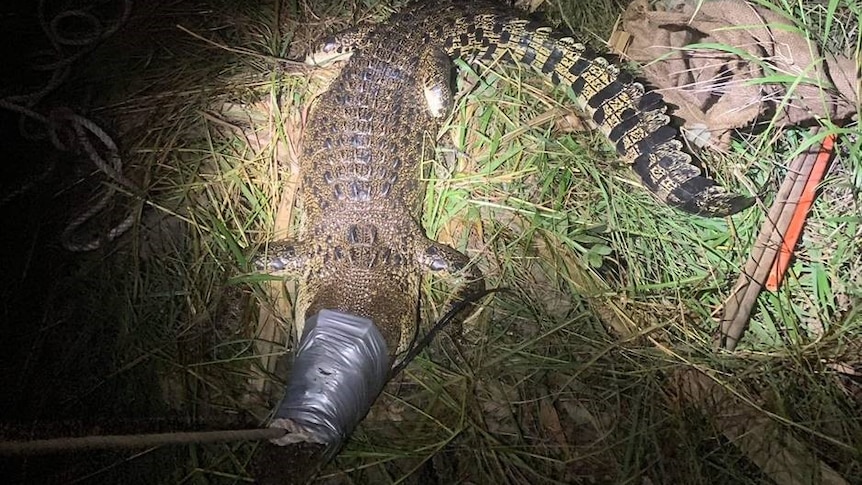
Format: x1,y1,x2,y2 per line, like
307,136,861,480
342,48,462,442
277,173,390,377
0,0,137,251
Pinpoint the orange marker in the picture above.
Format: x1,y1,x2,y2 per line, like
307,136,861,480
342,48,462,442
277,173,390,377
766,134,835,291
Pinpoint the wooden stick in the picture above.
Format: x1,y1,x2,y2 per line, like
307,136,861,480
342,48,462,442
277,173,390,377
715,128,824,350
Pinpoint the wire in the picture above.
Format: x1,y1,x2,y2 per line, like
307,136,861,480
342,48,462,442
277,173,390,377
388,287,509,379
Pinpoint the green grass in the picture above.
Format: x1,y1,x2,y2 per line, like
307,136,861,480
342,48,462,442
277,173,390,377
2,0,860,483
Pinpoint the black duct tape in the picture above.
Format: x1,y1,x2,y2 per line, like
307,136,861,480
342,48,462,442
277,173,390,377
269,309,389,458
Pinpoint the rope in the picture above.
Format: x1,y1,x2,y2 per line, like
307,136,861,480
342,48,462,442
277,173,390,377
59,111,140,252
0,0,138,252
37,0,132,70
0,427,288,456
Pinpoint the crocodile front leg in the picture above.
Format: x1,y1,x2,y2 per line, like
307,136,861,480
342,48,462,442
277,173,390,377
417,238,485,337
253,239,314,345
254,239,310,275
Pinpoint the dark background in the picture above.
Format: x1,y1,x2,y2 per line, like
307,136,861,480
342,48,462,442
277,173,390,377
0,2,186,482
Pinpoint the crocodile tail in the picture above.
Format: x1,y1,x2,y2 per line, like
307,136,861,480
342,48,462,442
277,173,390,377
429,7,753,216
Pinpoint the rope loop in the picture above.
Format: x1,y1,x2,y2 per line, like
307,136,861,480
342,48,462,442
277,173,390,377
0,0,139,252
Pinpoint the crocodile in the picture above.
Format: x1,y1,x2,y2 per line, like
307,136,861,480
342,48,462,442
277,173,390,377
255,0,753,364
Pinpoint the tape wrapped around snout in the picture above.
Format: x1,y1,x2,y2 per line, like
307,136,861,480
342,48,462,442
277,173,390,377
269,309,389,458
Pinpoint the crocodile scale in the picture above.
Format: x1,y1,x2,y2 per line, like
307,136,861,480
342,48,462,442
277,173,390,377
256,0,752,364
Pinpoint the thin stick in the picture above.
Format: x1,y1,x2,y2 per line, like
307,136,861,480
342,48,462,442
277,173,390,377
0,427,287,456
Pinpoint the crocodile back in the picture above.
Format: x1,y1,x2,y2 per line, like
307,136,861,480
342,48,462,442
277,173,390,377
297,23,441,355
302,29,432,218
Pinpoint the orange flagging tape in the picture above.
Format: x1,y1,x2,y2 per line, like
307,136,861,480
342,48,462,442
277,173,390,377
766,133,836,291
